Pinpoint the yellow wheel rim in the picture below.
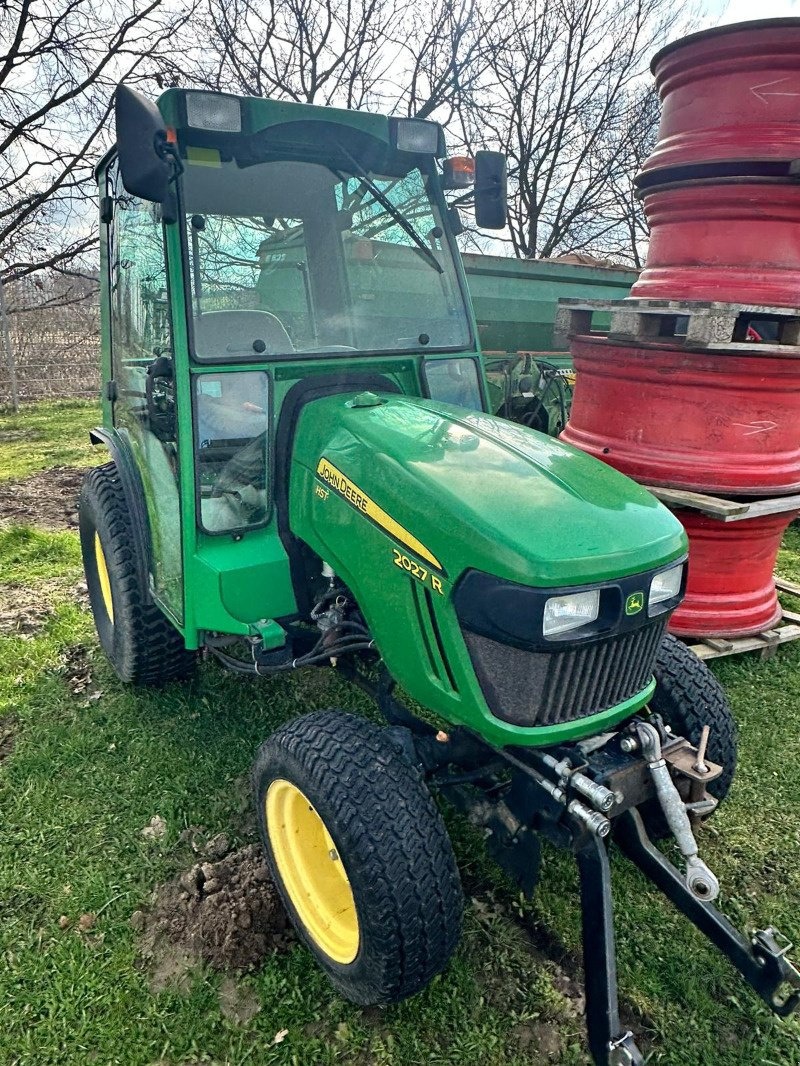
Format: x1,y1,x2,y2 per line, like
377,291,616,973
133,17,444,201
94,532,114,624
266,779,359,964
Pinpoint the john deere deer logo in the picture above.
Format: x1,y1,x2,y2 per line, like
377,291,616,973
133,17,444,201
625,592,644,616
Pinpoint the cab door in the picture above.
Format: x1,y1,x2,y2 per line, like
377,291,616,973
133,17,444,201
105,158,184,623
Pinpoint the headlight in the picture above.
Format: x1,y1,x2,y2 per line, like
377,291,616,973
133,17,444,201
543,589,600,638
184,91,242,133
649,564,683,612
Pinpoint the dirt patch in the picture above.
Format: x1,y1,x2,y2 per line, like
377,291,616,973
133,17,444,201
0,597,54,637
513,1021,564,1060
134,844,293,991
0,465,86,529
0,580,59,637
0,577,89,638
0,716,16,762
218,975,262,1024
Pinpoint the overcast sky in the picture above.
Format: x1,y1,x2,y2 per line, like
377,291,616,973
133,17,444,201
704,0,799,25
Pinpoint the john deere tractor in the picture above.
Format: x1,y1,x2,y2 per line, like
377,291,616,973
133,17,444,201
80,84,800,1066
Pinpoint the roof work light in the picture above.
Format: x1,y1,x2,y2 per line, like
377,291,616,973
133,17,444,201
184,91,243,133
390,117,442,155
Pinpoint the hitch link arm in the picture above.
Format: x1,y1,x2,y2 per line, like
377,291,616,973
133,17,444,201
635,722,720,902
616,808,800,1017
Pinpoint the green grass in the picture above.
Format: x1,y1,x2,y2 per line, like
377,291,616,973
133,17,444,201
0,570,585,1066
0,526,83,584
0,399,101,480
1,402,800,1065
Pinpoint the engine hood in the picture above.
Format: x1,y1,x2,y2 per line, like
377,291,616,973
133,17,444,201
291,392,687,587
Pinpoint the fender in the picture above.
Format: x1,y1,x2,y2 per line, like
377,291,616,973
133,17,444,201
89,426,153,600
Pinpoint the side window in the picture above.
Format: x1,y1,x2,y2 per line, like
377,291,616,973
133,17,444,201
194,371,270,533
423,358,484,411
107,159,183,621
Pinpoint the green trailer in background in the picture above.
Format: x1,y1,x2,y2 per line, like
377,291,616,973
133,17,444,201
247,239,637,436
462,252,638,434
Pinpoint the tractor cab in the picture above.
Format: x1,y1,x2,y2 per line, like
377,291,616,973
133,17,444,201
96,86,505,640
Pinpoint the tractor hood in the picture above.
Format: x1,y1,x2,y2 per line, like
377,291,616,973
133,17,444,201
290,393,686,588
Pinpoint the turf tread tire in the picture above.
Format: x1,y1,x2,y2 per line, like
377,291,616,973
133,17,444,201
252,710,463,1005
79,461,195,685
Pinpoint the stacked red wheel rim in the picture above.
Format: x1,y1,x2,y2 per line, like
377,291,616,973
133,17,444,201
638,18,800,182
561,19,800,638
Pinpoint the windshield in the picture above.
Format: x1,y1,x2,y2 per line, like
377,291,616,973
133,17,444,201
180,156,471,360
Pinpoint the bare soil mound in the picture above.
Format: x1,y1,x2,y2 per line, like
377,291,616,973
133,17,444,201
134,844,293,988
0,465,86,529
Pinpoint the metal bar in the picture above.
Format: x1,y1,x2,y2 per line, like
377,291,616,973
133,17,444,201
575,832,644,1066
615,809,800,1017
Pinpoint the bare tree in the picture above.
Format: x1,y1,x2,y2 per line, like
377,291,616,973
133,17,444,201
0,0,192,299
171,0,680,263
600,84,660,268
163,0,402,107
454,0,684,262
167,0,500,127
0,0,681,306
396,0,498,123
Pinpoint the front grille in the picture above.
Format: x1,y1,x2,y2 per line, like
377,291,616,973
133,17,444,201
463,620,667,727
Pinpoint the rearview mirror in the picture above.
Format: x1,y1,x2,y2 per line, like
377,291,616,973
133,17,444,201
474,151,508,230
115,84,172,203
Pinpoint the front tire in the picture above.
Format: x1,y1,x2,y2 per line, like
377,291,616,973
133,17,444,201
79,462,195,685
252,710,463,1005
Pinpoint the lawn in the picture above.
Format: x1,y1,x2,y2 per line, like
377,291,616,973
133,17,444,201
0,400,101,479
1,400,799,1066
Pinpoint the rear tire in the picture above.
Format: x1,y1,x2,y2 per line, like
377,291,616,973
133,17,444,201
79,461,195,685
252,710,463,1005
642,633,737,836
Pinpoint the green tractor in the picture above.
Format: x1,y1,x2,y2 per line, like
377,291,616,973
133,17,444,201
80,84,800,1065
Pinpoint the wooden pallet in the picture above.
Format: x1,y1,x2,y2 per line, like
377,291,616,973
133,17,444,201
687,614,800,661
685,577,800,660
640,485,800,522
554,297,800,355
